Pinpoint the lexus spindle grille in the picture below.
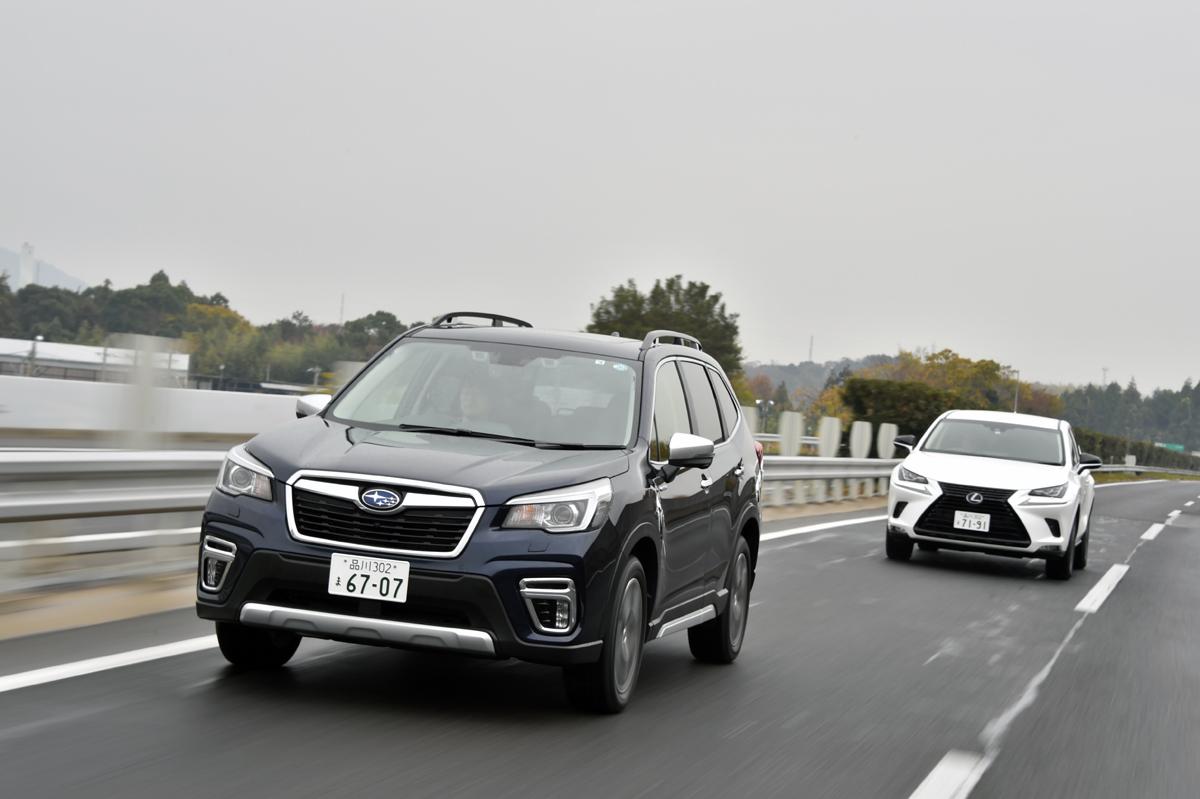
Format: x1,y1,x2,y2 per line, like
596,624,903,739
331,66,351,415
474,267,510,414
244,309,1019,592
914,482,1031,546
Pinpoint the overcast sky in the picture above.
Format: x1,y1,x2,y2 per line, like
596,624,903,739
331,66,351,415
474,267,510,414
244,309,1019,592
2,1,1196,391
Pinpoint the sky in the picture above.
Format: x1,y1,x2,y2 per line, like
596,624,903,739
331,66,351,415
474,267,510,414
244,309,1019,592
2,0,1197,391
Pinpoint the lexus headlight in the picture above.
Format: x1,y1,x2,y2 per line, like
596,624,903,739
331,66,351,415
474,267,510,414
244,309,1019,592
898,466,928,485
1028,483,1068,499
217,444,274,501
503,478,613,533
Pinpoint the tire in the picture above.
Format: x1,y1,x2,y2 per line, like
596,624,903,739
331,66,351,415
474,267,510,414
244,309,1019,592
886,533,914,562
216,621,301,668
688,537,753,664
563,557,647,713
917,543,938,552
1046,518,1078,581
1073,518,1090,571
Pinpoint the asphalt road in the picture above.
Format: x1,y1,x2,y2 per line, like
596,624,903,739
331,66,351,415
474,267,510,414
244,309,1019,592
1,480,1196,798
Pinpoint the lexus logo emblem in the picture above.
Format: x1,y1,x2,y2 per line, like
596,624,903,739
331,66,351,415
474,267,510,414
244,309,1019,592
966,492,984,505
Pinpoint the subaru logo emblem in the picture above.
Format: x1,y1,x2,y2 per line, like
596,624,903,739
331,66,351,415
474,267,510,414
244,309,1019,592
361,488,402,511
966,492,984,505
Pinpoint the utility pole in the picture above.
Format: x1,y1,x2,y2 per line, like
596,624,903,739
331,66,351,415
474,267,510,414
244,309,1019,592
1102,367,1109,386
1013,370,1020,413
339,293,345,325
808,335,814,363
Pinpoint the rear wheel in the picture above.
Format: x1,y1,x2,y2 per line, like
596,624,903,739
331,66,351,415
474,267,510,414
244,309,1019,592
689,537,752,663
563,557,647,713
886,533,914,561
215,621,300,668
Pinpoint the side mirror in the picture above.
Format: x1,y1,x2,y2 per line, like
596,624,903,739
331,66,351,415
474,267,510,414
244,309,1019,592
667,432,715,470
894,434,916,452
1078,452,1103,473
296,394,331,419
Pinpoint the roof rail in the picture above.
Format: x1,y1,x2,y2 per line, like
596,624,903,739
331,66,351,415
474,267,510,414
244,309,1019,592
639,329,703,353
430,312,533,328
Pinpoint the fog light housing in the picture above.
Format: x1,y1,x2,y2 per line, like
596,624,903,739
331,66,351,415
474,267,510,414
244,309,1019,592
200,535,237,593
518,577,577,635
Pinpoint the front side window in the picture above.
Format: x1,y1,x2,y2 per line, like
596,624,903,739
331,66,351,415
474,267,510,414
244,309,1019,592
921,418,1065,466
651,362,691,461
328,339,639,447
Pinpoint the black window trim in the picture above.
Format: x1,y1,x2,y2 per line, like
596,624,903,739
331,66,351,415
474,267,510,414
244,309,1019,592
647,355,741,466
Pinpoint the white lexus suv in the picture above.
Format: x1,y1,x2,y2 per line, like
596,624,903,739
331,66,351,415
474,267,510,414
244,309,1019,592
885,410,1102,580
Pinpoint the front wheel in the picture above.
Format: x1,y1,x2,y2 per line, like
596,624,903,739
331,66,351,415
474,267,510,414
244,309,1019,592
1046,518,1078,581
1073,518,1090,571
216,621,300,668
689,537,753,664
563,557,647,713
886,533,914,562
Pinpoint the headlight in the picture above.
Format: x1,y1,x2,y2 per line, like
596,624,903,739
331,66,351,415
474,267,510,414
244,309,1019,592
503,478,613,533
216,444,274,501
1029,483,1068,499
898,466,928,485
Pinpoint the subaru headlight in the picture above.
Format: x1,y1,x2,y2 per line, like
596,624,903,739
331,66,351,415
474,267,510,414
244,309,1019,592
217,444,274,501
1028,483,1068,499
898,466,928,485
503,478,613,533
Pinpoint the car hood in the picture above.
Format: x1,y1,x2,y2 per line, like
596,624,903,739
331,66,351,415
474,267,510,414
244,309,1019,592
902,451,1068,491
246,417,632,506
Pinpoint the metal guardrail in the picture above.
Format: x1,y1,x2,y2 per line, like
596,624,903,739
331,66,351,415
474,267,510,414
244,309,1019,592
1,451,1197,594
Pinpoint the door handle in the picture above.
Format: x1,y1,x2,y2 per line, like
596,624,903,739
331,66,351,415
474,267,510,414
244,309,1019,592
700,475,713,489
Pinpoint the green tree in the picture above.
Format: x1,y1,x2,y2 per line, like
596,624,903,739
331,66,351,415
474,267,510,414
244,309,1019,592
586,276,744,373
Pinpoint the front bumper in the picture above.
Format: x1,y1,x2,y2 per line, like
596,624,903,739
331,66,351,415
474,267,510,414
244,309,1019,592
196,548,604,665
887,480,1078,559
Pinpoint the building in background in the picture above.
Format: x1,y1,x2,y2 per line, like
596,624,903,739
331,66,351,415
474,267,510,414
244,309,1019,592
0,335,190,385
0,243,86,291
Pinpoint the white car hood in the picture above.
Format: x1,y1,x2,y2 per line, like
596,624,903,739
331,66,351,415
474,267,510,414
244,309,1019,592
902,451,1067,491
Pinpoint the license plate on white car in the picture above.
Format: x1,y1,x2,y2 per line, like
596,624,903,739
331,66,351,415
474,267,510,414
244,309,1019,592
328,553,410,603
953,510,991,533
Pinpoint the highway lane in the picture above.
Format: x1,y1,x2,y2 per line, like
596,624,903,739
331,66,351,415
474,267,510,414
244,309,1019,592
0,481,1196,798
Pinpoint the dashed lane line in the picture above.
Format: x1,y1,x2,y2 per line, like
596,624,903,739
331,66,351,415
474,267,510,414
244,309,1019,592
1074,564,1131,614
1142,523,1165,541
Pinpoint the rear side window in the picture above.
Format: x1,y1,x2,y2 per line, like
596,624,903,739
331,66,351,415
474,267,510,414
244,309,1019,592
651,362,691,461
679,361,723,443
708,369,740,438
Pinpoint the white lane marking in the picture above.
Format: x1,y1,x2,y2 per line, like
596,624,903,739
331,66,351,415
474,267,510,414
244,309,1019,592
1074,564,1131,614
1167,510,1181,519
762,514,887,543
1095,480,1166,488
1141,523,1165,541
1186,501,1195,507
0,636,217,694
908,750,990,799
0,526,201,549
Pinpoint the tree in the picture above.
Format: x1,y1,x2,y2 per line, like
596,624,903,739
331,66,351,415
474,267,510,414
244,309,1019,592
586,276,744,373
0,274,15,337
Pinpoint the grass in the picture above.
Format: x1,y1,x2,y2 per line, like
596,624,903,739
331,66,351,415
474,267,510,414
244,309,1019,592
1093,470,1200,484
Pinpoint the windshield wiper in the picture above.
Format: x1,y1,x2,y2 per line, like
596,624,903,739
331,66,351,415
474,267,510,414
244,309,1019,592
394,424,540,447
532,442,625,450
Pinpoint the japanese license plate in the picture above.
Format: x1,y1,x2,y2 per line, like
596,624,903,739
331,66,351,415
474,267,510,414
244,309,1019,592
328,553,410,603
953,510,991,533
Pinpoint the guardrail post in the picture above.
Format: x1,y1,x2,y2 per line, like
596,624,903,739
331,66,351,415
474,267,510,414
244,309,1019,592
816,416,841,502
849,421,872,498
742,406,760,435
876,423,898,495
779,412,804,505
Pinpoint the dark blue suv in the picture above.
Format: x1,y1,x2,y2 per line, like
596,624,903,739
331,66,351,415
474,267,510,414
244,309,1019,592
196,312,762,712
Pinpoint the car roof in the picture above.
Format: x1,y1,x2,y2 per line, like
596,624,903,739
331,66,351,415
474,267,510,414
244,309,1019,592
943,409,1064,430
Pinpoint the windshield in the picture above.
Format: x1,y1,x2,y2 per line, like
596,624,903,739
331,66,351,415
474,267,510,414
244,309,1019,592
327,339,639,447
921,418,1065,466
